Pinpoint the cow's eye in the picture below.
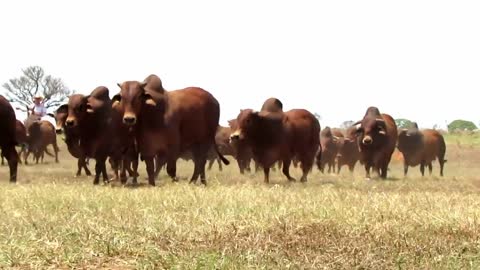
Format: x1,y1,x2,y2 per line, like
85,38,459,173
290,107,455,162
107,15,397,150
76,104,85,112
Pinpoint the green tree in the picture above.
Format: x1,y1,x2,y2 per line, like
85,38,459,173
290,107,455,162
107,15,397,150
447,120,477,132
395,118,414,129
2,66,72,113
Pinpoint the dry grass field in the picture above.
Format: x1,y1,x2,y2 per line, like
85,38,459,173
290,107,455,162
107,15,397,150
1,134,480,269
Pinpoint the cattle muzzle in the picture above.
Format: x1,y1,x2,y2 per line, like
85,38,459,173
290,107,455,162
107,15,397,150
362,136,373,145
123,116,137,126
65,118,76,127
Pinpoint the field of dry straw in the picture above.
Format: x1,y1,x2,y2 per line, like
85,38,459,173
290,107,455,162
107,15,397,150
1,133,480,269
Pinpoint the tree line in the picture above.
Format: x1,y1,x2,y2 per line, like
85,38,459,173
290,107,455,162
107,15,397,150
2,66,478,133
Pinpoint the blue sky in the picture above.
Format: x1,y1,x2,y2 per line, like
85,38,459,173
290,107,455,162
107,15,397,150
1,0,479,129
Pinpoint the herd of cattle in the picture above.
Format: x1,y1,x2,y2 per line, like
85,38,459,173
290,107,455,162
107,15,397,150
0,74,447,185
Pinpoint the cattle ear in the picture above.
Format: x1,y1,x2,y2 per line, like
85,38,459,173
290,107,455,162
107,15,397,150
57,104,68,113
112,94,121,108
378,126,387,135
143,93,156,106
376,119,386,135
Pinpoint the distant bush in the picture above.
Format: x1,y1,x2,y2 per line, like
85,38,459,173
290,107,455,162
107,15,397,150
395,118,414,129
447,120,477,133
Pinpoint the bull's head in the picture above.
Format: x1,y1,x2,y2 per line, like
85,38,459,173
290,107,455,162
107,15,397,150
54,104,69,134
86,86,111,114
65,94,88,128
113,81,157,126
229,109,257,143
354,116,387,146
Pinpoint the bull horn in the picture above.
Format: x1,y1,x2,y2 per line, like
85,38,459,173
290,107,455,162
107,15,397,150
145,98,157,106
117,83,122,88
379,130,386,135
375,118,385,123
86,103,94,113
112,100,120,108
140,82,148,88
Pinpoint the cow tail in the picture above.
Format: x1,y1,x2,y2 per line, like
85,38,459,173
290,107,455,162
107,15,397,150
439,136,447,163
213,142,230,165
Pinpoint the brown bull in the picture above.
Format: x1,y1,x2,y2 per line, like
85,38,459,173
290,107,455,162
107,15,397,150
228,118,255,174
229,98,284,174
0,96,19,182
397,122,446,176
230,108,320,183
1,120,27,166
54,104,92,177
316,126,341,173
113,74,229,186
208,125,235,170
354,106,398,179
337,126,360,173
65,86,113,184
24,120,59,164
108,96,139,184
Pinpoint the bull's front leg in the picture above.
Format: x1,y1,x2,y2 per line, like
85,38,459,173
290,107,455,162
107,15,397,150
145,156,156,186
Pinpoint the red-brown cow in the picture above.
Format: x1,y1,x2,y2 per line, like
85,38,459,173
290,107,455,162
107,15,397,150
229,98,284,174
353,106,397,179
230,109,320,183
24,120,59,164
208,125,235,171
316,126,341,173
228,118,255,174
65,86,113,184
113,74,229,186
1,120,27,166
397,122,447,176
108,96,139,184
336,126,360,173
0,95,19,182
54,104,92,177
